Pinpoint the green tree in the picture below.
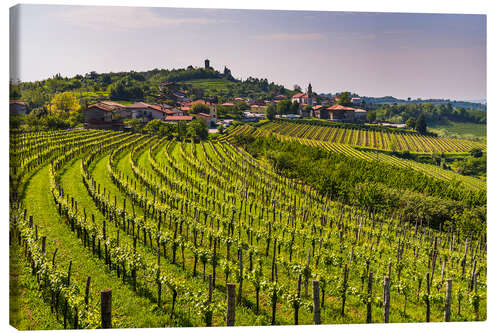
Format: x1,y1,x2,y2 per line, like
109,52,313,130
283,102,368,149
276,100,292,115
48,92,81,118
266,104,276,120
415,114,427,134
291,101,300,114
124,118,142,133
336,92,352,106
190,102,211,114
469,147,483,158
366,111,376,122
187,118,208,140
406,117,417,130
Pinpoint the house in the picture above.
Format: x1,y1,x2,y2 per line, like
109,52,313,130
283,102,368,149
100,101,127,118
354,108,367,121
195,112,217,127
326,105,356,122
10,101,28,116
291,93,308,105
274,94,287,100
351,97,363,106
164,115,193,123
312,105,329,119
84,102,124,130
221,102,235,107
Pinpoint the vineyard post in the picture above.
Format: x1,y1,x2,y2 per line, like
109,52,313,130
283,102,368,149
206,274,213,327
294,273,302,325
67,260,72,286
444,279,452,322
312,280,321,324
41,236,46,255
425,272,431,322
100,289,112,329
238,248,243,304
305,248,311,297
226,283,236,326
383,276,390,323
366,272,373,323
85,276,91,307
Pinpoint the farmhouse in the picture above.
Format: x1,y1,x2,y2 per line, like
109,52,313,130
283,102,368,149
10,100,28,116
326,104,356,121
164,115,194,123
125,102,166,121
311,105,329,119
84,102,124,130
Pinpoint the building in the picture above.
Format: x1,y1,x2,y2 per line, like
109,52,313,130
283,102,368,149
351,97,363,106
164,115,194,123
354,108,367,122
10,100,28,116
84,102,124,130
204,59,210,69
311,105,329,119
125,102,166,121
326,105,356,121
291,83,314,106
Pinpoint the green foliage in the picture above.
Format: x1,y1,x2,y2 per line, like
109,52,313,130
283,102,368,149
366,111,376,122
406,117,416,129
190,102,211,115
336,92,352,106
187,119,208,140
276,100,292,115
266,104,276,120
416,114,427,134
469,147,483,158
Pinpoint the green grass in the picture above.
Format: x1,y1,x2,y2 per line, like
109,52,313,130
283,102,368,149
179,78,238,94
428,121,486,141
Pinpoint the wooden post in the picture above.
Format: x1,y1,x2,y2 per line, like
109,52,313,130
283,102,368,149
426,272,431,322
312,280,321,324
100,289,112,329
444,279,452,322
67,260,72,286
41,236,46,254
226,283,236,326
85,276,91,307
366,272,373,323
383,276,390,323
206,274,213,327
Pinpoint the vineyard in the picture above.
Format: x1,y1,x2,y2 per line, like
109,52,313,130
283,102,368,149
10,129,486,329
220,124,486,192
254,121,486,153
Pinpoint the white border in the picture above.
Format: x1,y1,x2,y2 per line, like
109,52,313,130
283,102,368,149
2,1,497,333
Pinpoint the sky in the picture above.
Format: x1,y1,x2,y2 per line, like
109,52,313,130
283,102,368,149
10,4,486,101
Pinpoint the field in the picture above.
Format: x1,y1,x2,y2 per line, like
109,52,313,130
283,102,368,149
179,79,238,94
255,121,485,153
9,129,486,329
428,122,486,141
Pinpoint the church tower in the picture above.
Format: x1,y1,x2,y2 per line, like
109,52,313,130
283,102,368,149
307,83,313,105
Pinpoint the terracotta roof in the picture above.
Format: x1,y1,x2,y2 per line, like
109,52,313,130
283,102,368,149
125,102,153,109
221,102,234,106
88,102,114,112
180,106,190,111
354,108,367,113
165,116,193,121
186,100,213,107
351,97,361,100
292,93,307,98
327,104,356,111
197,113,211,118
101,101,125,108
10,100,26,105
312,105,323,110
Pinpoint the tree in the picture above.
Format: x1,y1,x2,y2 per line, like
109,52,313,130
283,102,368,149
415,114,427,134
469,147,483,158
276,100,292,115
291,101,300,114
266,104,276,120
190,102,211,115
124,118,142,133
187,119,208,140
336,92,352,106
48,92,81,118
293,84,302,92
366,111,376,123
406,117,417,130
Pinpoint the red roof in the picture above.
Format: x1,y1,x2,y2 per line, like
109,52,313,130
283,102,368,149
312,105,323,110
197,113,211,118
88,102,114,112
292,93,307,98
354,108,367,113
180,106,190,111
126,102,153,109
327,105,356,111
10,100,26,105
221,102,234,106
101,101,125,108
165,116,193,121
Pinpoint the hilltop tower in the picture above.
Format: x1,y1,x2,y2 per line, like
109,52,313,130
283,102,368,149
307,83,313,105
204,59,210,69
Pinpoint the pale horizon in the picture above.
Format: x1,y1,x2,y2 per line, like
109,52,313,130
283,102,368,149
10,4,487,101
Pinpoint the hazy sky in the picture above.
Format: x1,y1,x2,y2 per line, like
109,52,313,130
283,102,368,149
10,4,486,100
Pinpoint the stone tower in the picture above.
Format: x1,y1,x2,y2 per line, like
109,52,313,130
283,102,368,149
307,83,313,105
204,59,210,69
